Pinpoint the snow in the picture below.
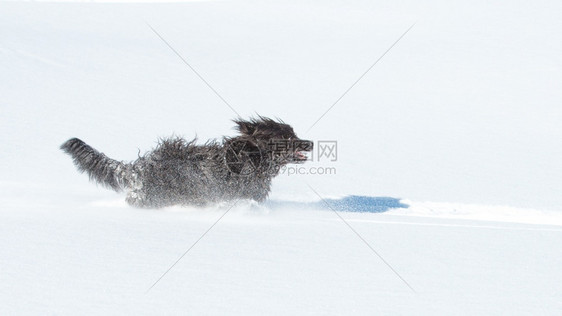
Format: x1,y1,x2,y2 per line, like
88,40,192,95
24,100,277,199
3,200,562,315
1,0,562,314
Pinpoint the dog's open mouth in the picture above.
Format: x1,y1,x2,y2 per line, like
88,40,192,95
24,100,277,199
294,151,308,162
291,140,313,163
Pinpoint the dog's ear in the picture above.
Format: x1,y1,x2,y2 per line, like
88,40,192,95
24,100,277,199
233,119,256,136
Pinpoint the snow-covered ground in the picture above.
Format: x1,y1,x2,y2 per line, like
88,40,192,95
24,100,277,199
1,0,562,314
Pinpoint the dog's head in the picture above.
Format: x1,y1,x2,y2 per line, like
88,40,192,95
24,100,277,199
225,116,313,175
234,116,313,163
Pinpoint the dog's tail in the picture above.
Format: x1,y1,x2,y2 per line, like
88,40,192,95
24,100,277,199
60,138,131,192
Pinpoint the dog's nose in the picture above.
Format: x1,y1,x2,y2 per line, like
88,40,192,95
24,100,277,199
301,140,313,151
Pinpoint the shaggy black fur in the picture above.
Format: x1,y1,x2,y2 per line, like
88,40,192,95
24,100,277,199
61,116,312,208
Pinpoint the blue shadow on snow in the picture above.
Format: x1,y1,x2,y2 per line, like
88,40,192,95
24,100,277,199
265,195,409,213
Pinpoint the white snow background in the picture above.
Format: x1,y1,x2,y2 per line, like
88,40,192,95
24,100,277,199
1,0,562,314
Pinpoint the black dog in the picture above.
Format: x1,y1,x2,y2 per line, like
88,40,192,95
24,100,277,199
61,116,312,208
